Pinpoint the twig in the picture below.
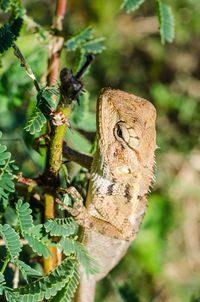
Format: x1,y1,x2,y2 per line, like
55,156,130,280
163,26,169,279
63,141,93,170
12,43,40,92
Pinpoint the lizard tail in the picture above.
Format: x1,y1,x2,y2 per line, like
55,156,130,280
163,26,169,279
74,273,96,302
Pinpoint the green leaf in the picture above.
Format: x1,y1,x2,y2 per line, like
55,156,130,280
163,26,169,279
0,172,15,193
156,0,174,44
0,24,15,54
0,0,11,11
24,224,52,258
59,238,99,277
16,200,34,234
13,259,42,282
70,91,90,126
65,27,93,51
0,272,6,295
12,257,78,302
0,224,22,258
49,270,79,302
121,0,147,13
81,37,106,54
9,17,23,40
44,218,77,237
0,151,11,165
24,107,46,135
65,128,92,154
70,91,96,132
37,86,59,114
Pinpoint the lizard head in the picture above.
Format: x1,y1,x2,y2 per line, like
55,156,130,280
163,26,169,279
97,88,156,194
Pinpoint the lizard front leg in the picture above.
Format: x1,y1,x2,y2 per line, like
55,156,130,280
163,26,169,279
56,187,136,241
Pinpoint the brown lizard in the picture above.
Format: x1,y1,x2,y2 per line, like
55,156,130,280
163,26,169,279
58,88,157,302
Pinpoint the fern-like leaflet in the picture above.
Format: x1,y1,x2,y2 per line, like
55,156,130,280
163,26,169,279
24,86,59,135
121,0,146,13
0,224,22,258
59,237,100,278
0,0,11,11
16,200,52,258
0,132,17,207
8,257,79,302
121,0,174,44
156,0,174,44
37,85,59,114
65,26,93,51
24,107,46,135
0,17,23,54
0,273,6,295
44,218,78,237
13,259,42,282
0,24,15,54
65,26,105,73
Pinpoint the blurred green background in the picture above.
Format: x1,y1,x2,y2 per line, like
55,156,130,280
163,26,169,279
1,0,200,301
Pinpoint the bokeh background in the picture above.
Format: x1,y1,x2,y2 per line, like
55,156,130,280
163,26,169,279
0,0,200,301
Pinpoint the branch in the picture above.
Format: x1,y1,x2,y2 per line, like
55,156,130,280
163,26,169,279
43,0,68,274
63,141,93,170
12,43,40,92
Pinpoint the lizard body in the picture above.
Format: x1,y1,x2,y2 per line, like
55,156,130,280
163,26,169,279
61,88,156,301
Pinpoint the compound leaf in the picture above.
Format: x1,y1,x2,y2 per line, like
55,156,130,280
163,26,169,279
0,224,22,258
0,272,6,295
16,200,34,234
44,218,77,237
156,0,174,44
121,0,146,13
10,17,23,39
59,238,99,277
11,257,78,302
13,259,42,282
65,27,93,51
0,24,15,54
24,107,46,135
81,37,105,54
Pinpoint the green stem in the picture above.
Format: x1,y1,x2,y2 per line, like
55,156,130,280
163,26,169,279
44,106,71,185
1,254,9,274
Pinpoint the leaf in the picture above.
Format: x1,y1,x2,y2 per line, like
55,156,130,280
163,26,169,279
65,128,92,153
24,107,46,135
121,0,147,13
12,257,78,302
16,200,34,233
0,0,11,11
0,272,6,295
81,37,106,54
156,0,174,44
23,224,52,258
70,91,90,126
0,151,11,165
24,233,52,258
65,27,94,51
44,218,77,237
70,91,96,131
9,17,23,39
0,24,15,54
59,238,100,277
49,270,79,302
13,259,42,282
37,86,59,114
0,224,22,258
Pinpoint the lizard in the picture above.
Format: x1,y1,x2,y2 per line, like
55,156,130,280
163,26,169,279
58,88,157,302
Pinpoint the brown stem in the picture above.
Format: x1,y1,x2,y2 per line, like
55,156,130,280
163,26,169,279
43,0,67,274
63,141,93,170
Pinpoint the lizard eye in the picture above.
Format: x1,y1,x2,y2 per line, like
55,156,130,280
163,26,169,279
114,122,130,143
